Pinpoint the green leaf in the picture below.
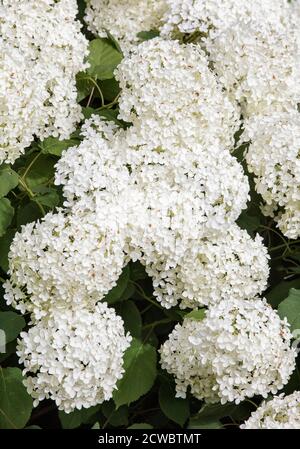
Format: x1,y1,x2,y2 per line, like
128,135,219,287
104,265,130,304
130,261,147,281
237,210,261,235
32,187,60,209
278,288,300,331
159,381,190,426
59,406,100,429
0,229,15,272
0,312,25,343
0,198,14,237
102,402,129,427
137,30,160,42
87,39,123,80
114,301,142,338
99,79,120,102
24,155,56,190
0,367,33,429
76,72,94,102
128,423,153,429
195,402,236,421
40,137,79,157
16,202,43,227
0,167,18,198
188,418,222,429
266,279,300,308
113,338,157,408
184,309,206,321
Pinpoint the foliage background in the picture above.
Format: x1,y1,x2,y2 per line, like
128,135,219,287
0,0,300,429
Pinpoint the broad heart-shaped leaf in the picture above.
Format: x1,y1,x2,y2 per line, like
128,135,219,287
102,401,129,427
184,308,206,321
0,167,18,198
188,418,222,429
0,198,14,237
104,265,130,304
113,338,157,408
23,155,56,190
137,30,160,42
0,367,33,429
32,187,60,209
59,406,100,429
266,279,300,308
39,136,80,157
0,229,15,271
195,402,236,421
278,288,300,331
128,423,153,429
114,301,142,338
87,38,123,80
159,381,190,426
0,311,25,343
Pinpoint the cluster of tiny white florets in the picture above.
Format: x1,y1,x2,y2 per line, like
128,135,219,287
160,0,289,38
4,209,127,320
143,224,269,309
241,392,300,429
17,303,132,413
84,0,168,50
161,0,300,117
160,298,296,404
244,111,300,239
159,1,300,238
0,0,88,164
115,38,240,151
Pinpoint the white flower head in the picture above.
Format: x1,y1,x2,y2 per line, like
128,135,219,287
160,298,296,404
17,303,132,413
241,392,300,429
0,0,88,164
244,111,300,239
4,208,127,320
84,0,168,51
144,224,269,309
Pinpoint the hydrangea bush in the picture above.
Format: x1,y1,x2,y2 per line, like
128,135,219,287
0,0,300,430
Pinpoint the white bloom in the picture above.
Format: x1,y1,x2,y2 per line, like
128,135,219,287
244,111,300,239
241,392,300,429
84,0,168,50
0,0,88,164
161,0,291,37
161,1,300,116
160,298,296,404
143,224,269,309
17,303,132,413
4,209,127,320
207,18,300,116
115,38,240,150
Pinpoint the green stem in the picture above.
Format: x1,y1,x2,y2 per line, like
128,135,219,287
269,240,300,252
129,281,163,310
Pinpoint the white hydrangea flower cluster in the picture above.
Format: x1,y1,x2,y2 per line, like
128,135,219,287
160,1,300,238
241,392,300,429
160,0,288,38
17,303,132,413
7,35,273,412
84,0,168,51
160,298,296,404
4,208,127,320
0,0,88,164
161,0,300,116
144,224,269,309
54,40,269,313
115,38,240,151
244,112,300,239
